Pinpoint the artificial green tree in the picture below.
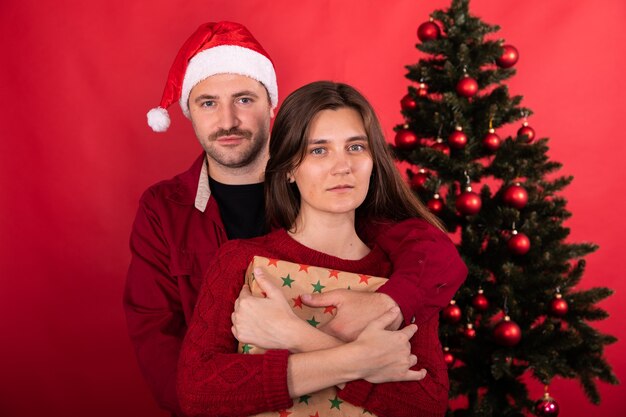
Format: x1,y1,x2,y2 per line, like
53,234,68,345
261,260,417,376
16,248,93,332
392,1,618,415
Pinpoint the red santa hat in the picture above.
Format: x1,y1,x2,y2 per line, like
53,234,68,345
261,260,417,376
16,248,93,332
147,21,278,132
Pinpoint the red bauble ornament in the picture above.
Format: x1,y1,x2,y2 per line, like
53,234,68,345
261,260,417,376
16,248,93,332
517,121,536,143
442,300,462,324
493,316,522,347
535,394,560,417
482,128,501,152
456,187,482,215
496,44,519,68
472,290,489,312
502,183,528,210
431,138,450,156
456,75,479,97
417,20,441,42
443,347,455,368
400,94,417,111
448,126,468,149
427,194,444,214
395,129,419,149
464,323,477,339
417,82,429,97
508,230,531,255
549,294,569,317
410,169,429,191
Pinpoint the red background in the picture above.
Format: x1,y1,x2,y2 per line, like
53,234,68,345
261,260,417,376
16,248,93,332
1,0,624,415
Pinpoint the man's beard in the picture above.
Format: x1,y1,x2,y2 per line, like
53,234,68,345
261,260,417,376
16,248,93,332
204,128,268,169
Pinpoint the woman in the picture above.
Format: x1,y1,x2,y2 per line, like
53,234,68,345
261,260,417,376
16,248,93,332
177,81,450,417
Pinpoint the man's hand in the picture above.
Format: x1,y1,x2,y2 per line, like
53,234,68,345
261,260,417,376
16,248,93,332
301,290,403,341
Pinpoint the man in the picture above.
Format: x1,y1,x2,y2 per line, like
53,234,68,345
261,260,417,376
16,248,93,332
124,21,466,416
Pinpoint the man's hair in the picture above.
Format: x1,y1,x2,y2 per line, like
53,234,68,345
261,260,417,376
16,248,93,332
265,80,444,231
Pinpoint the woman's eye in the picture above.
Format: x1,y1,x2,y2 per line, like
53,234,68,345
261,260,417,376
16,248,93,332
310,147,326,155
348,144,366,152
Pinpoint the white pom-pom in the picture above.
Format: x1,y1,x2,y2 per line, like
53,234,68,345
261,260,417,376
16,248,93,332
147,107,170,132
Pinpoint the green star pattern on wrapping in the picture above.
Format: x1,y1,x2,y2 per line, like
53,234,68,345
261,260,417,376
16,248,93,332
329,395,343,410
307,316,320,327
298,394,312,404
241,344,252,354
311,280,325,293
281,274,295,288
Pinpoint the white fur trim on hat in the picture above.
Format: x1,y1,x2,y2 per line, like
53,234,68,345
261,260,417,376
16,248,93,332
179,45,278,118
147,107,171,132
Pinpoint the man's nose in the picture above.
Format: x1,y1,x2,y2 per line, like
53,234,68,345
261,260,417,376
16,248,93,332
217,104,240,130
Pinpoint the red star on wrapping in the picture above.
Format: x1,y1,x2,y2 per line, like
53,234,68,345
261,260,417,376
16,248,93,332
298,264,310,272
278,410,292,417
328,269,340,279
359,274,370,284
309,412,320,417
324,305,337,314
267,258,279,267
292,296,303,309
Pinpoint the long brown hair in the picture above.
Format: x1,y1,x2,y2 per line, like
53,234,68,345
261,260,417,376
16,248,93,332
265,81,443,231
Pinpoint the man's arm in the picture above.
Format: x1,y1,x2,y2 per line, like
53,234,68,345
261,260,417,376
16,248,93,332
123,193,185,416
303,218,467,340
374,218,467,326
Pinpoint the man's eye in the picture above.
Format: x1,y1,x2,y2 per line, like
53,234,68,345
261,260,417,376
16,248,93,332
201,101,215,107
239,97,253,104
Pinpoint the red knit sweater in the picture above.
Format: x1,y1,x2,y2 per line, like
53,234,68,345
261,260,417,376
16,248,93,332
177,229,448,417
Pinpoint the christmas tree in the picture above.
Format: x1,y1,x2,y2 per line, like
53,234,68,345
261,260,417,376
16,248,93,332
392,0,618,415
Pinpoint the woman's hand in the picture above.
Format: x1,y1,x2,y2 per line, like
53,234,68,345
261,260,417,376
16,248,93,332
347,307,427,383
231,267,305,351
301,290,402,341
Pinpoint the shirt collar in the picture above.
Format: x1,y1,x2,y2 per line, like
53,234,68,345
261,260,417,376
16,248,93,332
194,156,211,212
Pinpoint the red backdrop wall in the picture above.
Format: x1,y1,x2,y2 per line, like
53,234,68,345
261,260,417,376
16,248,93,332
1,1,624,415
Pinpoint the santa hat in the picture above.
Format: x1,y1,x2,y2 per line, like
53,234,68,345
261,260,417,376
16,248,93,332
147,21,278,132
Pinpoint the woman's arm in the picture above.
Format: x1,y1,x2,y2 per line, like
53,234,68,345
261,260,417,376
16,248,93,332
339,316,450,417
287,308,425,397
231,268,344,353
178,253,426,417
230,270,446,416
177,251,293,417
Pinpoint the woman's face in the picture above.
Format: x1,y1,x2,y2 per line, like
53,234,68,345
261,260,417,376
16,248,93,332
292,107,373,219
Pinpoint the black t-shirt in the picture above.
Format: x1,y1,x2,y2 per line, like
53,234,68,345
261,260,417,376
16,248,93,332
208,176,267,239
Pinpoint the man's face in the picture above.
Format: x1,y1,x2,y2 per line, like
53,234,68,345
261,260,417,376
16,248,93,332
188,73,273,170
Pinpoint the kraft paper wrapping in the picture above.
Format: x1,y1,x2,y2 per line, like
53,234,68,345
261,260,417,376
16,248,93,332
239,255,387,417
